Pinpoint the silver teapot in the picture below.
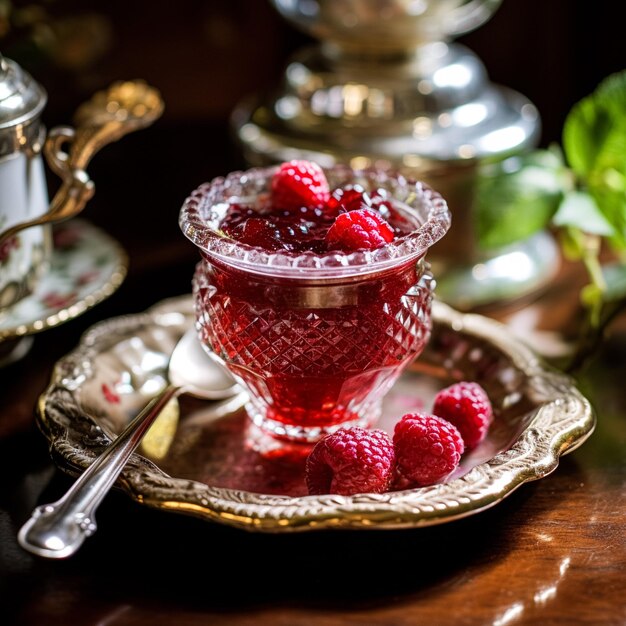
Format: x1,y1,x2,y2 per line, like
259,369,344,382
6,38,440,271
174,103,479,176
0,54,163,314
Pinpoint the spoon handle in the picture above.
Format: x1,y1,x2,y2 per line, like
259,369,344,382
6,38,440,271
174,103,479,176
18,384,180,559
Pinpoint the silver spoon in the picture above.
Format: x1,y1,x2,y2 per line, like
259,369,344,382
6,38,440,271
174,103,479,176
17,328,246,559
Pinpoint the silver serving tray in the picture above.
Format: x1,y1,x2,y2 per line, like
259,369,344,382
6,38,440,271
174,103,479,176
37,295,595,532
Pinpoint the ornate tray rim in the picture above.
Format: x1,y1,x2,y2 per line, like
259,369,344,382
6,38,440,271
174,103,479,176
36,296,595,533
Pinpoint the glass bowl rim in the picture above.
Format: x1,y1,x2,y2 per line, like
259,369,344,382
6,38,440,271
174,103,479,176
179,163,451,279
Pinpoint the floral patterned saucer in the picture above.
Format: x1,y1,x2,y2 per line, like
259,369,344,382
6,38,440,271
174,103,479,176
0,219,127,343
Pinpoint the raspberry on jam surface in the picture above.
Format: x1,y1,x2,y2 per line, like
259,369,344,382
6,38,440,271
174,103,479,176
271,160,330,212
325,208,395,252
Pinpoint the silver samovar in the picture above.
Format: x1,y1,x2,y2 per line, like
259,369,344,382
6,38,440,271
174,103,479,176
232,0,559,310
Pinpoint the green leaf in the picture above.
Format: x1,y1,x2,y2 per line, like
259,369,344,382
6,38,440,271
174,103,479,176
594,70,626,116
563,98,615,178
587,184,626,250
552,191,615,236
563,71,626,179
475,152,565,249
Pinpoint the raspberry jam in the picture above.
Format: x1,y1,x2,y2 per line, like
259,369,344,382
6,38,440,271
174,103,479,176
181,163,451,441
219,185,410,254
194,254,433,439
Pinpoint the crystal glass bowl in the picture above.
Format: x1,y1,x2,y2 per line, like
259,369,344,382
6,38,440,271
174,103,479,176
179,164,451,441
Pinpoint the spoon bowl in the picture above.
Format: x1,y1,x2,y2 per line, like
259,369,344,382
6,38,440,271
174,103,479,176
17,327,245,559
169,327,240,399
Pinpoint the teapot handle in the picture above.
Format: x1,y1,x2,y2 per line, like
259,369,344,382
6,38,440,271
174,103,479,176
44,125,96,220
0,80,163,247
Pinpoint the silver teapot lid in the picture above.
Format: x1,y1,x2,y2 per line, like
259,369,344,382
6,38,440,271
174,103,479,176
0,54,47,157
0,54,47,129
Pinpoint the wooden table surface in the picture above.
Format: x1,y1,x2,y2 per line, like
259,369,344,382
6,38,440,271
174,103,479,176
1,123,624,626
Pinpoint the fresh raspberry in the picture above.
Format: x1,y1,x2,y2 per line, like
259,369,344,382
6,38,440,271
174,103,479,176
393,413,464,488
432,381,493,450
271,160,330,211
325,208,395,251
305,427,395,495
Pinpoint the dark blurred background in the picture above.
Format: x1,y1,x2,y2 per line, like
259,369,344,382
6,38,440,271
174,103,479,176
2,0,625,307
3,0,622,144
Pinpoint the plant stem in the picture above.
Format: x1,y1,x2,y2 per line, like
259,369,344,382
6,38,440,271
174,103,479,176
581,234,606,328
564,234,608,373
567,297,626,374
